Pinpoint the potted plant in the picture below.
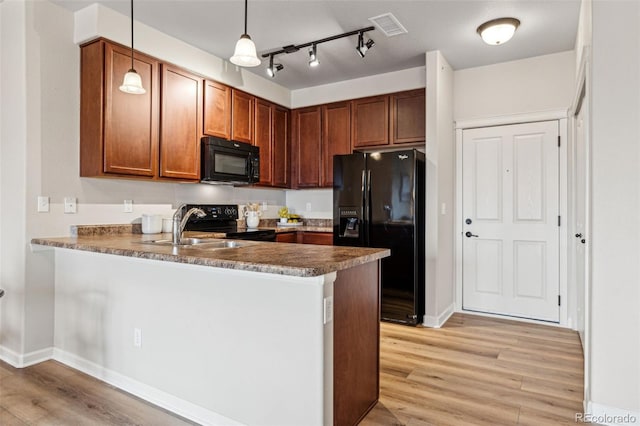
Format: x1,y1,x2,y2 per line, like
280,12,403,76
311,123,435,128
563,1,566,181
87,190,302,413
278,207,289,224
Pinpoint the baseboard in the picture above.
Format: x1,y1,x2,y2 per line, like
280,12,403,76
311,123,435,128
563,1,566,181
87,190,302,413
423,304,454,328
584,401,640,425
52,349,244,426
0,345,53,368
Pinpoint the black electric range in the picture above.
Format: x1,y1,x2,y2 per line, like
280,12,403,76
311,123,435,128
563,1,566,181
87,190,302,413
182,204,276,242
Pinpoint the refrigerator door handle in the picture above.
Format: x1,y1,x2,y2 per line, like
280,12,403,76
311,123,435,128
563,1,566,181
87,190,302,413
361,170,366,194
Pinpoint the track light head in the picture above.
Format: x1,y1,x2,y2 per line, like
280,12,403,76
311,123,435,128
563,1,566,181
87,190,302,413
308,44,319,67
266,54,284,78
356,32,374,58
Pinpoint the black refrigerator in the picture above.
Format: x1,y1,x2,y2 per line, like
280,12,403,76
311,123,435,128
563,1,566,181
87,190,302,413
333,150,425,325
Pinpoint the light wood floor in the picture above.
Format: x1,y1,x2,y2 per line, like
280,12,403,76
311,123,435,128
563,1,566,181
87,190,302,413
362,313,584,426
0,313,583,425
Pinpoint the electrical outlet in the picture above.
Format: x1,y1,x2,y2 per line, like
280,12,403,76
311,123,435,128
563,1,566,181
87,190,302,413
323,296,334,324
134,328,142,348
262,201,267,211
441,203,447,215
37,196,50,213
124,200,133,213
64,197,77,214
306,202,312,212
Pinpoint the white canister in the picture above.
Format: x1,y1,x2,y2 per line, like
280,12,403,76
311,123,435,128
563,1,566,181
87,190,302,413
141,214,163,234
245,210,261,228
162,217,173,233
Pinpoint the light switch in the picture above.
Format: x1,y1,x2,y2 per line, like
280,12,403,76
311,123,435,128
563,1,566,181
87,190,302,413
64,197,77,214
37,196,50,213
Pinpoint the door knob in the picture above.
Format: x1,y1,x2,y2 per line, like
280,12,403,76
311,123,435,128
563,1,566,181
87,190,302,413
575,233,583,238
465,231,479,238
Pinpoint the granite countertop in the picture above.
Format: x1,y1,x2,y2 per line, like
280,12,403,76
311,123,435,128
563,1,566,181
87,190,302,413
31,232,388,278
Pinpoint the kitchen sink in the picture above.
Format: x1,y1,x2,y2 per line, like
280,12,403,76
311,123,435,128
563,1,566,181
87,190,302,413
139,238,247,249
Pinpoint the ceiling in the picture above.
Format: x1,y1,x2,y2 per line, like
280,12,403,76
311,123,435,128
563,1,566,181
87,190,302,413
52,0,581,90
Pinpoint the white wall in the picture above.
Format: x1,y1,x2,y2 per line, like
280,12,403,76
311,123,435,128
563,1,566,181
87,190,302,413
423,51,455,327
588,0,640,417
291,66,425,108
454,51,576,121
286,189,333,219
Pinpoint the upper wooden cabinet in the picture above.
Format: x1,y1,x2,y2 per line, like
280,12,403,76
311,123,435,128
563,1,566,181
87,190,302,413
81,40,159,178
291,106,322,188
231,89,254,144
253,100,289,188
351,95,390,148
203,80,231,139
391,89,425,144
272,106,289,188
321,102,351,187
159,64,202,180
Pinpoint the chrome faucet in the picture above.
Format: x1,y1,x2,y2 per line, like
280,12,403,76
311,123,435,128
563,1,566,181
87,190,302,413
172,204,206,245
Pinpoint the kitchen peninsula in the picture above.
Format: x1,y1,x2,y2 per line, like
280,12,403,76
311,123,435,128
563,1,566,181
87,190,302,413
31,227,389,426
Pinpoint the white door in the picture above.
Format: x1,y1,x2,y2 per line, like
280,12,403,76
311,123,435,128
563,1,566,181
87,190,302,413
462,121,560,322
574,94,588,343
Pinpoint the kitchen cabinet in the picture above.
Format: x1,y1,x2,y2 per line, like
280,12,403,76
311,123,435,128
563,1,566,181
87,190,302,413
275,232,297,243
321,101,351,187
272,106,289,188
253,100,290,188
391,89,425,144
81,39,159,178
299,232,333,245
291,106,322,188
231,89,254,144
351,95,389,148
203,80,231,139
159,64,202,180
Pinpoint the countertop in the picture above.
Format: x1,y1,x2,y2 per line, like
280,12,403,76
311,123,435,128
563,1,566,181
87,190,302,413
31,232,388,278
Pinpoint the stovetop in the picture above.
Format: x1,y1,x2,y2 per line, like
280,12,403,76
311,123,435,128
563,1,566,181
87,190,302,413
182,204,275,241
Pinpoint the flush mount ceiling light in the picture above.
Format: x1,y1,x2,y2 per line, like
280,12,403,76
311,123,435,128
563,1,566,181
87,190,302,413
230,0,261,67
119,0,146,94
477,17,520,45
266,54,284,78
308,44,319,67
356,31,375,58
261,26,375,78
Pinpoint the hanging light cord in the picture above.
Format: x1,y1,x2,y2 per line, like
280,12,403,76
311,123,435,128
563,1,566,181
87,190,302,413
130,0,134,70
243,0,248,35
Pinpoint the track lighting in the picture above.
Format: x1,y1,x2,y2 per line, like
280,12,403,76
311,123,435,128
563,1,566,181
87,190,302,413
261,26,375,76
356,32,375,58
308,44,319,67
266,55,284,78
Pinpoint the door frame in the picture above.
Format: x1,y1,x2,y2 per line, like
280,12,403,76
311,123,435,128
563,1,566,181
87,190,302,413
454,110,569,326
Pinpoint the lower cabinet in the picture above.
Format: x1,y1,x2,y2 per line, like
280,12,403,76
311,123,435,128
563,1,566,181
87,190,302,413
275,231,333,245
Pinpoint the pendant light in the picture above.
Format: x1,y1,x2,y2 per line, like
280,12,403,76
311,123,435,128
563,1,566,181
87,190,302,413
477,17,520,45
119,0,146,94
230,0,261,67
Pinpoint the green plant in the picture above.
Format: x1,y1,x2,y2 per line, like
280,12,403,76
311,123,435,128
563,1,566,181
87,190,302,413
278,207,289,218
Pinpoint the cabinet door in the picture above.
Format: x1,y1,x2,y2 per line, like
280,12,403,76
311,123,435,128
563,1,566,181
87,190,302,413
272,106,289,188
103,42,159,177
292,106,322,188
254,98,273,185
351,95,389,148
300,232,333,245
321,101,351,187
276,232,297,243
159,64,202,180
203,80,231,139
391,89,425,144
231,89,253,144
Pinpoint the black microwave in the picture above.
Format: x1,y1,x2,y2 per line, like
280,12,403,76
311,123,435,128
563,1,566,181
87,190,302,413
200,136,259,185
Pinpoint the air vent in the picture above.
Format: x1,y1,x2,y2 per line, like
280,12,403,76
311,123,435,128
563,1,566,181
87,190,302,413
368,13,408,37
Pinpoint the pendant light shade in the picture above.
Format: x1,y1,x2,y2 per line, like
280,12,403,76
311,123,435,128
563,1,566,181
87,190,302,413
477,17,520,45
120,0,146,94
231,34,261,67
230,0,261,67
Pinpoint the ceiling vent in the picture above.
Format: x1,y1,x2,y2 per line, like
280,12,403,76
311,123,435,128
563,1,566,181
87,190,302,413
368,13,408,37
